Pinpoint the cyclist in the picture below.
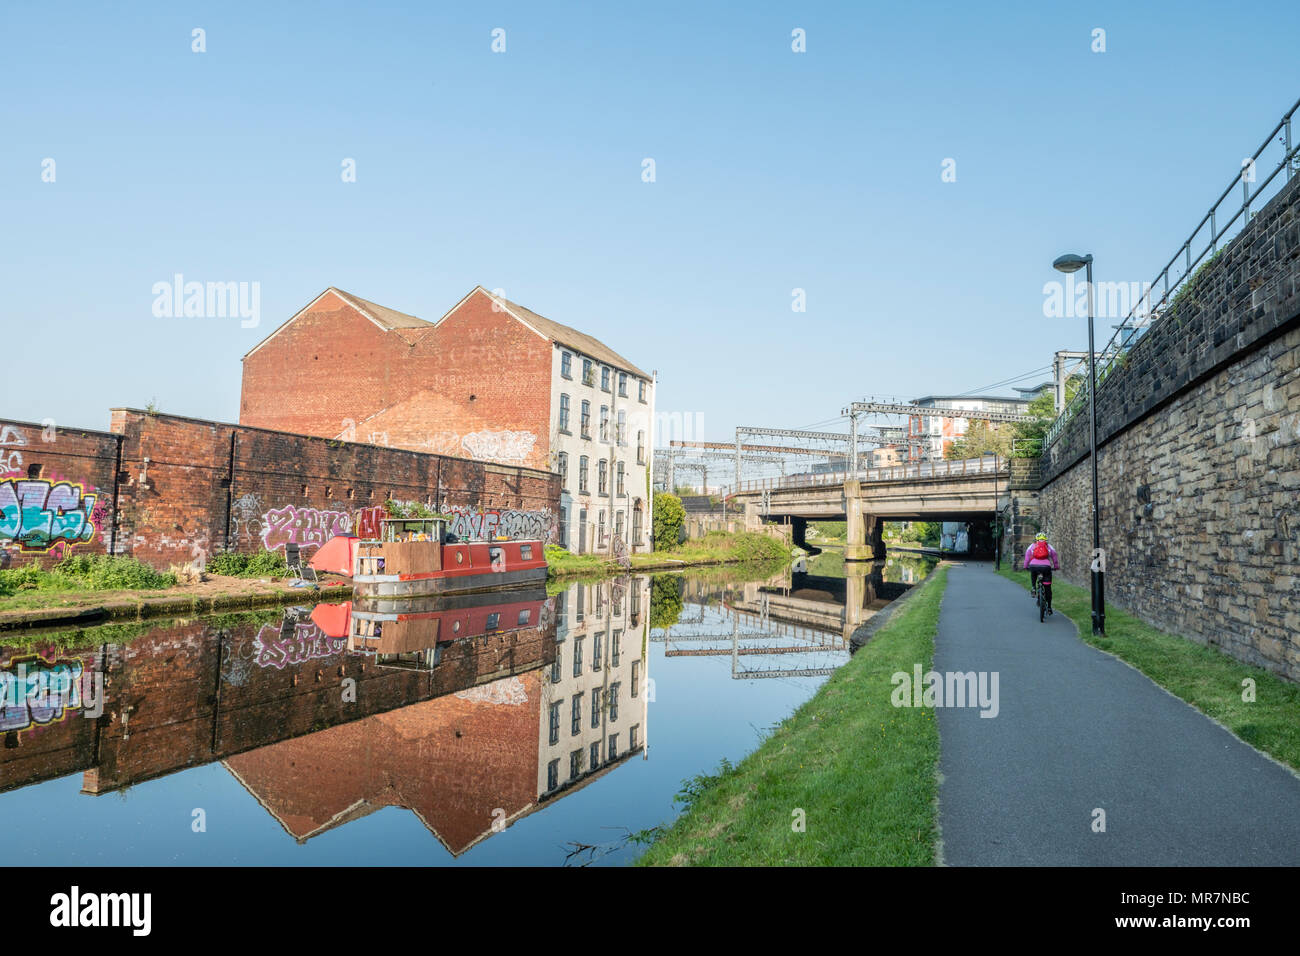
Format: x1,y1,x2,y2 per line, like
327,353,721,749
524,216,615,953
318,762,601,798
1023,532,1060,612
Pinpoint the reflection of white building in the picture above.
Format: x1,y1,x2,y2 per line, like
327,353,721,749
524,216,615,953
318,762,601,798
538,578,650,798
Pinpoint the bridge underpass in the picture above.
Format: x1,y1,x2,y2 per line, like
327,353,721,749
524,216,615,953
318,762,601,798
727,455,1008,560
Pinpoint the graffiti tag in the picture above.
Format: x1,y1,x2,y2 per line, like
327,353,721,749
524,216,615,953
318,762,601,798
0,656,89,735
261,505,352,552
354,505,384,539
0,478,99,552
231,492,262,548
252,621,347,669
0,425,27,473
446,506,555,542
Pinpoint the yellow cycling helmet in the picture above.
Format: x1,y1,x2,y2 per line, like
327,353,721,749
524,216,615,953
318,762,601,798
1035,533,1048,541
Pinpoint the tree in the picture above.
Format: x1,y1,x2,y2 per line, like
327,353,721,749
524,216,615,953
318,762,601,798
900,521,941,547
946,420,1013,459
1011,391,1057,453
649,573,684,629
652,492,686,551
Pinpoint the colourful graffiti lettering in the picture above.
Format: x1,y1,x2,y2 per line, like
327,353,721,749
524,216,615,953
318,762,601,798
446,506,555,542
261,505,352,552
0,656,85,735
252,622,347,669
0,478,98,553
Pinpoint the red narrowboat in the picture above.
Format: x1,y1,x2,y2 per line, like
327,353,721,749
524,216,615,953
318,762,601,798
309,587,552,671
310,516,548,598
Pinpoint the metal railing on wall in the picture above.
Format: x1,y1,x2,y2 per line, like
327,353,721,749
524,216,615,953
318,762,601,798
724,454,1007,495
1046,96,1300,449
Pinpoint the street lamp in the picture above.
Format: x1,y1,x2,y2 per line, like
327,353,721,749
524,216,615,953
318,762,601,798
1052,252,1105,634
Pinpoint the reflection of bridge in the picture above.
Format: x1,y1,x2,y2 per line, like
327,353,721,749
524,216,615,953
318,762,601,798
728,455,1007,560
737,566,907,641
653,601,846,680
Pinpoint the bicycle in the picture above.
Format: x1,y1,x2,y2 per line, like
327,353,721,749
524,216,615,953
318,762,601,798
1031,578,1053,622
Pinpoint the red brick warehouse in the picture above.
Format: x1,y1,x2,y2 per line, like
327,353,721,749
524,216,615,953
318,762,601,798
240,286,657,554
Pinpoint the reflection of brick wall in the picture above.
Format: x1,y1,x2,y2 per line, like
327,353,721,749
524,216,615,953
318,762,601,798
224,671,542,854
0,645,101,792
79,613,554,795
239,288,553,471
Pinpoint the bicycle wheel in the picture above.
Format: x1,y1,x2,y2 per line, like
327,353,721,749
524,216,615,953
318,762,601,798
1038,587,1046,622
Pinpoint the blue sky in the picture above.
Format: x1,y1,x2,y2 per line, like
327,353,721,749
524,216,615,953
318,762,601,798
3,1,1298,443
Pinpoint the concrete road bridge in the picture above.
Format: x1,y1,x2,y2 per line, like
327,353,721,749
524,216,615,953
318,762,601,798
727,454,1008,560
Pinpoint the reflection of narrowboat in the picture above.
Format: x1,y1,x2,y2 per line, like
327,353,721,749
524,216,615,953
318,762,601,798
310,587,551,672
310,517,548,598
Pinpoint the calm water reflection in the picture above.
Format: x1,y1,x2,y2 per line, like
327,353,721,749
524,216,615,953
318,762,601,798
1,553,933,866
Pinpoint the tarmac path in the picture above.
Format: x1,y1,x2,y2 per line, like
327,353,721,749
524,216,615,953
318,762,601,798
934,561,1300,865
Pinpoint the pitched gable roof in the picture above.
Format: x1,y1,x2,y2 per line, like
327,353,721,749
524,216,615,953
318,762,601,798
480,288,651,380
245,285,651,382
242,286,434,360
330,288,432,330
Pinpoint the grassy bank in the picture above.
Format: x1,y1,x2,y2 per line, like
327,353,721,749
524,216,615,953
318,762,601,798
0,607,283,650
547,531,791,580
637,565,949,866
0,555,179,611
998,567,1300,772
0,554,350,629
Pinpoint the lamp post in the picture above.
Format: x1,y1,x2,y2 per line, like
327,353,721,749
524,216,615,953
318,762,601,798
1052,252,1105,634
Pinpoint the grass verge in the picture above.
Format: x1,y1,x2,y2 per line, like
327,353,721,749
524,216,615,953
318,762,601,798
636,565,949,866
998,567,1300,772
0,554,176,595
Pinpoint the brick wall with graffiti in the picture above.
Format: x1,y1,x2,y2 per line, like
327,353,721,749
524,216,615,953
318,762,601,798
0,420,121,569
0,411,560,570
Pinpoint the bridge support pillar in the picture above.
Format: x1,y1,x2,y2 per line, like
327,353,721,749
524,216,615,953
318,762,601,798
791,517,821,556
843,560,885,632
845,485,886,561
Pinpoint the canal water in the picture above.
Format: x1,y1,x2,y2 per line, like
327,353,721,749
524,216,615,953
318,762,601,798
1,553,934,866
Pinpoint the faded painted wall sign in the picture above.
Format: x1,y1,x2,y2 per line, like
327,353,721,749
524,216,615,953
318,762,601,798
0,478,99,552
460,430,537,464
446,506,555,542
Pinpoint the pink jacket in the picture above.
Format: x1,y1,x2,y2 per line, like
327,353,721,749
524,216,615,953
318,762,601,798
1023,543,1060,570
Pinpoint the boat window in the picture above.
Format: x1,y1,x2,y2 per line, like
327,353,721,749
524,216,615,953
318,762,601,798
520,544,533,560
486,612,500,630
518,609,531,625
